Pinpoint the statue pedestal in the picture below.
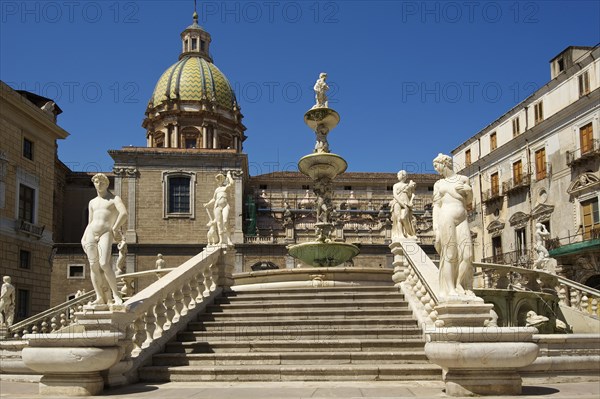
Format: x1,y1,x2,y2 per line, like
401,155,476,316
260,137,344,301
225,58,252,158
425,327,539,396
22,330,124,396
434,298,493,327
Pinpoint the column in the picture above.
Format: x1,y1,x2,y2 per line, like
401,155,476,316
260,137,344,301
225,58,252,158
173,124,180,148
202,125,208,148
212,127,218,149
233,175,244,243
125,168,138,243
165,126,171,148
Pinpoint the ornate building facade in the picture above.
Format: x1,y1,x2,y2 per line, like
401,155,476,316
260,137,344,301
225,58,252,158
452,46,600,289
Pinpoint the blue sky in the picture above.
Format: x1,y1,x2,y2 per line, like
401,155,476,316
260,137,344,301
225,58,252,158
1,1,599,175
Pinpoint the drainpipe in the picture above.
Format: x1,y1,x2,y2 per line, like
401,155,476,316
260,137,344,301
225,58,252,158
525,138,534,258
478,165,486,259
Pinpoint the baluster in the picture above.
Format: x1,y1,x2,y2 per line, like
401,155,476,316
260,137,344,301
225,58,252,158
32,325,39,334
181,282,192,316
558,285,568,306
581,295,589,314
203,267,212,297
188,276,199,308
210,263,218,292
195,272,205,301
41,321,49,333
164,292,176,330
154,296,167,339
60,313,68,329
173,288,184,323
50,317,58,332
415,281,424,300
591,298,598,316
143,309,157,349
570,289,580,310
131,317,146,357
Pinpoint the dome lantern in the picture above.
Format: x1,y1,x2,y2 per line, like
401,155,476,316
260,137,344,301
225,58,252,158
179,10,212,62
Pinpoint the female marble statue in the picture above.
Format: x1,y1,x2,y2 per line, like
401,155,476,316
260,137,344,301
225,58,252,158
533,222,551,269
390,170,417,240
81,173,127,305
432,153,474,300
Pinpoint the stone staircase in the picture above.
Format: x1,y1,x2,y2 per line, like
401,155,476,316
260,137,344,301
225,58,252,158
139,286,441,381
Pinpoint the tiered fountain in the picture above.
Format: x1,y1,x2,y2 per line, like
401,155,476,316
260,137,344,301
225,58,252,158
287,73,360,267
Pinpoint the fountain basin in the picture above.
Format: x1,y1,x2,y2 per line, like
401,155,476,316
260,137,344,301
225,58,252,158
304,108,340,131
298,153,347,181
288,241,360,267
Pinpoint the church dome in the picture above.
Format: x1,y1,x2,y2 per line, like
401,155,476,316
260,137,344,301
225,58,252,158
150,56,237,111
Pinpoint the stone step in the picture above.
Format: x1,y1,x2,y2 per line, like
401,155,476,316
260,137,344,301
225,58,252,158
217,292,405,303
207,299,408,311
152,351,430,366
198,308,413,321
230,286,400,295
164,338,426,353
188,317,418,331
139,363,442,382
177,326,422,341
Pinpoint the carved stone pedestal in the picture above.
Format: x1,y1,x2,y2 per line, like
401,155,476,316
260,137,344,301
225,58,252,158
22,330,123,396
434,298,493,327
425,327,539,396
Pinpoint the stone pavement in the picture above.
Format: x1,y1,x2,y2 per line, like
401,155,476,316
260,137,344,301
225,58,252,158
1,379,600,399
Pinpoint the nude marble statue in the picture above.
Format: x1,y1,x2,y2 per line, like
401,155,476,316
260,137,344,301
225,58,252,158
204,171,234,246
81,173,127,306
432,153,475,300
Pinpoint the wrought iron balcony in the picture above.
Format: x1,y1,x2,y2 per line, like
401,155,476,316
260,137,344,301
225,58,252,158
502,174,531,194
482,249,534,268
566,139,600,166
15,219,45,238
482,187,504,203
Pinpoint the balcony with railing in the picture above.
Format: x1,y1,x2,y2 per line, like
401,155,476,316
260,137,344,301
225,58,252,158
481,249,534,268
547,227,600,257
15,219,45,238
481,187,504,203
502,174,531,194
566,139,600,166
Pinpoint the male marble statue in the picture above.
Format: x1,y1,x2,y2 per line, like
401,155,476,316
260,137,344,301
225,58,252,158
155,254,166,270
204,171,234,246
0,276,15,326
533,223,551,269
81,173,127,306
390,170,417,240
313,72,329,108
432,153,475,300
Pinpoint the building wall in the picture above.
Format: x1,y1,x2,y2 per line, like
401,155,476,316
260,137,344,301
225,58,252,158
0,82,68,319
452,47,600,286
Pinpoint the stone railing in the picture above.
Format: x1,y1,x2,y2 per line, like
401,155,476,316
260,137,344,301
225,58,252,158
474,262,557,293
390,240,439,329
89,246,234,385
6,268,177,339
7,291,95,339
244,235,275,244
556,275,600,319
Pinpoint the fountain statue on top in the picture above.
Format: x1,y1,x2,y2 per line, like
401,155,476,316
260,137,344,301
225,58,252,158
287,73,360,267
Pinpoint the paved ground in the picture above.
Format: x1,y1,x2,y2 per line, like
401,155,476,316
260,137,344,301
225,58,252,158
1,379,600,399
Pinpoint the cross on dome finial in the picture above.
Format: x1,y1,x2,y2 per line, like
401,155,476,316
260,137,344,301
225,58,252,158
193,0,198,21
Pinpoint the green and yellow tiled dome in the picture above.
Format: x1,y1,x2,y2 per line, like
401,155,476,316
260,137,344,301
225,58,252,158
150,56,237,110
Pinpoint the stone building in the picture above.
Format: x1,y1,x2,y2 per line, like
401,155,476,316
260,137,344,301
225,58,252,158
452,45,599,288
0,81,68,318
49,13,438,306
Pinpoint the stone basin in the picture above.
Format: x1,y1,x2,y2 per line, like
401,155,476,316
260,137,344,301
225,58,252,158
304,108,340,131
288,241,360,267
298,153,347,181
